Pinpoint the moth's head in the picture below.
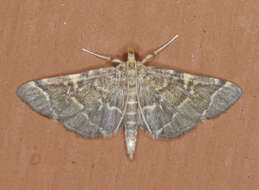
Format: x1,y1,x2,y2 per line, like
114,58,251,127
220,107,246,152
127,48,136,62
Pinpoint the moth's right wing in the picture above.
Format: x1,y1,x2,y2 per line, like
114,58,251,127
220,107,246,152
138,66,242,139
17,67,127,138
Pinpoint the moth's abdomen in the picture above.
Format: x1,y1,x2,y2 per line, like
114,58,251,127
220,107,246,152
125,80,138,159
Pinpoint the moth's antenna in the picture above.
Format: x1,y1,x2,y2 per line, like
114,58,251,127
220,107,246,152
154,34,179,55
81,48,123,64
141,34,179,64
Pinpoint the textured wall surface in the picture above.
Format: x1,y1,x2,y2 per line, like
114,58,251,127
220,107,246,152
0,0,258,189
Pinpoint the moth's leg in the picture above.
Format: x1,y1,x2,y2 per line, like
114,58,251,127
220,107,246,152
141,34,179,64
81,48,123,64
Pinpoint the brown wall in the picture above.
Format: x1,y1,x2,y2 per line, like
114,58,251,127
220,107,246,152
0,0,258,189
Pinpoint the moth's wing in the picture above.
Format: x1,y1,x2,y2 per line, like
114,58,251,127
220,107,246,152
138,66,242,139
17,67,126,138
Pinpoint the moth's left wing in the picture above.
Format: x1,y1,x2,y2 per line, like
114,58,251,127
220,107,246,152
138,67,242,139
17,67,126,138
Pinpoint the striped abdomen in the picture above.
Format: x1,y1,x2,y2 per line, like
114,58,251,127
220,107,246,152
125,72,138,159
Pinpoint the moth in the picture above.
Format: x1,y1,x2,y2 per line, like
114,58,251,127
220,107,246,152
17,35,242,159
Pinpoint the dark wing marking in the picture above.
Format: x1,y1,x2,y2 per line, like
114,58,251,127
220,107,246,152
17,67,126,138
138,66,242,139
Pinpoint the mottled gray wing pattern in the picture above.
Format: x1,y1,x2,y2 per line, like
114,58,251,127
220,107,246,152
17,67,126,138
138,67,242,139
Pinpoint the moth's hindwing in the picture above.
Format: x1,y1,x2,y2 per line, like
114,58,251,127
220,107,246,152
17,67,126,138
138,67,242,139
